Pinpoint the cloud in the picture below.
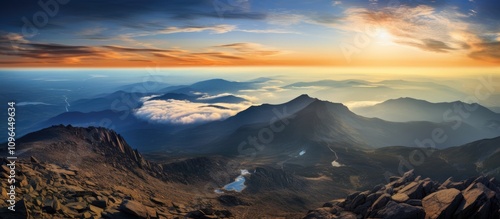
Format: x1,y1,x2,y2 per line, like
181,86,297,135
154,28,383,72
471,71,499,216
134,99,251,124
76,27,109,39
0,32,28,44
468,42,500,63
103,45,183,53
216,43,282,56
191,52,244,60
265,12,341,27
0,0,267,30
266,13,306,26
160,25,236,34
397,38,456,53
0,42,105,64
0,33,284,65
238,29,298,34
337,5,500,62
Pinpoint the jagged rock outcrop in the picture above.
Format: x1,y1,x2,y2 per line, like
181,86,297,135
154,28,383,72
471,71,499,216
304,170,500,219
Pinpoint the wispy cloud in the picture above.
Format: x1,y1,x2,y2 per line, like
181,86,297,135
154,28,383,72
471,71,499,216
238,29,298,34
216,43,283,56
397,39,456,53
0,32,289,65
160,25,236,34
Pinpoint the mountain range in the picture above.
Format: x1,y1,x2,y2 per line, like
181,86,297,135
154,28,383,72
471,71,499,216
30,94,500,154
150,94,497,155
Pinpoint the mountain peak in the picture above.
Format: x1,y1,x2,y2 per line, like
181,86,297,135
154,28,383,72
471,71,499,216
290,94,316,103
387,97,428,103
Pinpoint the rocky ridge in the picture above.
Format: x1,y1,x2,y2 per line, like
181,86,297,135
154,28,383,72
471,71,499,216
0,125,234,219
304,170,500,219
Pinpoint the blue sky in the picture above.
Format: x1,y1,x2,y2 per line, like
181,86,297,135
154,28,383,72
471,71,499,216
0,0,499,67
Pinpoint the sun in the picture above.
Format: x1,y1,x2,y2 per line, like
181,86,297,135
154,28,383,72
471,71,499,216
375,28,394,45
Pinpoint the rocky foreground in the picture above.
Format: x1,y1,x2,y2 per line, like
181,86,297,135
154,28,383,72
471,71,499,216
304,170,500,219
0,125,235,219
0,156,234,219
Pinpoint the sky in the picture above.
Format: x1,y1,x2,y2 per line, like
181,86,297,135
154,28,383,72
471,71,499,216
0,0,499,67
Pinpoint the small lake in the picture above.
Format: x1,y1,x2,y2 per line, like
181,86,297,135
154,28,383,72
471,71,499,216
216,169,251,193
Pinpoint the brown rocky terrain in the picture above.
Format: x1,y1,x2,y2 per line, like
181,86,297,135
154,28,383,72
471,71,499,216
304,169,500,219
0,125,236,219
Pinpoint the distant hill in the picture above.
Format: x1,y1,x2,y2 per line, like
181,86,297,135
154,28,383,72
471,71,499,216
282,80,465,105
352,97,500,136
115,81,170,93
70,91,148,113
159,78,259,95
151,92,248,103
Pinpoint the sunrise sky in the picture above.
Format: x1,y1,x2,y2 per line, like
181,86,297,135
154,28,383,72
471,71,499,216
1,0,499,67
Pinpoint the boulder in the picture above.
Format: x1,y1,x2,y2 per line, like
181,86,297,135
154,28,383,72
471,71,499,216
91,199,107,208
346,191,367,210
392,193,410,203
120,199,149,218
422,181,434,196
150,197,168,206
89,204,103,215
399,181,425,199
375,201,424,219
43,198,61,214
454,182,495,218
422,188,463,219
391,170,416,188
65,202,88,212
145,206,157,219
438,177,454,190
370,193,391,211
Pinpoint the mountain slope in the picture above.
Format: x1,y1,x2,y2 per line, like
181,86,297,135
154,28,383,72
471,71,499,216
352,97,500,135
159,94,316,150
